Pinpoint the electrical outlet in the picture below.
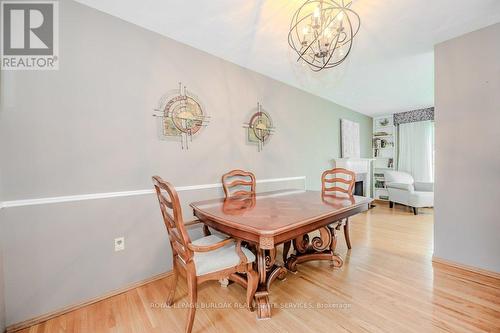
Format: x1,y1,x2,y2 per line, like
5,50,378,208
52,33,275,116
114,237,125,252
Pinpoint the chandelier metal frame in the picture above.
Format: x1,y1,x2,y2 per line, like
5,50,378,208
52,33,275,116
288,0,361,71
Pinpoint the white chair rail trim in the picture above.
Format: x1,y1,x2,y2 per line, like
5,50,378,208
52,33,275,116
0,176,306,209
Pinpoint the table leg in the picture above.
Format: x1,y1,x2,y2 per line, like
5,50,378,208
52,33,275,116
282,240,291,264
285,226,343,272
255,248,271,319
254,247,288,319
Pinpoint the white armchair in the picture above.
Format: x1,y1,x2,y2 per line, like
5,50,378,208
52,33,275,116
384,170,434,215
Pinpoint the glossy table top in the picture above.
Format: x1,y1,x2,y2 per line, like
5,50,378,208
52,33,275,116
191,190,372,236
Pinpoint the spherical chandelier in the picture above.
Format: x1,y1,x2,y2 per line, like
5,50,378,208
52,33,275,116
288,0,361,72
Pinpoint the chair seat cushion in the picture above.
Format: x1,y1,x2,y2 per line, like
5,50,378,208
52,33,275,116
408,191,434,208
191,235,256,276
386,182,414,191
414,181,434,192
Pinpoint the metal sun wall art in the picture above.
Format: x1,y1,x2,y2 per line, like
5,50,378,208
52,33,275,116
244,103,275,152
153,83,210,150
288,0,361,71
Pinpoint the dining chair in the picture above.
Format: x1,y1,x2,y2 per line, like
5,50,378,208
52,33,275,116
282,168,356,268
322,168,356,250
221,169,257,252
152,176,258,333
221,169,256,198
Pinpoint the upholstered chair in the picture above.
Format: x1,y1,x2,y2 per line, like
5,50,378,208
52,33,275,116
152,176,258,333
384,170,434,215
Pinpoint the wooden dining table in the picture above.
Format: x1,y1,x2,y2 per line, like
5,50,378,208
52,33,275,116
190,189,372,319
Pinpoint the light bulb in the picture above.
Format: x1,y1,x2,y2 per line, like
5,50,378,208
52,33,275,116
314,7,320,18
337,11,344,21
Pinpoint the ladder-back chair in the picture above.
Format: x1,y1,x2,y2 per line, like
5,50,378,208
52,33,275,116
321,168,356,250
152,176,258,333
221,169,256,198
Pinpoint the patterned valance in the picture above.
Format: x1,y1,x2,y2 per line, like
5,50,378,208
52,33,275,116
393,107,434,125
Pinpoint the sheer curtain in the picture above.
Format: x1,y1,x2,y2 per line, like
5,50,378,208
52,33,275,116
397,120,435,182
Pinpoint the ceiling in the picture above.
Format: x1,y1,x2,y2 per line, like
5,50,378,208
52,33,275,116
75,0,500,116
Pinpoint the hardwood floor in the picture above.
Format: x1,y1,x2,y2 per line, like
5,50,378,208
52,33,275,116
20,203,500,333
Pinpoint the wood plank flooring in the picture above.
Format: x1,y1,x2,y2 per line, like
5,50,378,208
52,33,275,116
20,203,500,333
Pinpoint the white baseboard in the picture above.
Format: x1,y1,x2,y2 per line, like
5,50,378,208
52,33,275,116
432,256,500,280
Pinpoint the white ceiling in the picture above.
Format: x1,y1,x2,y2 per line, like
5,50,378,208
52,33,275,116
75,0,500,116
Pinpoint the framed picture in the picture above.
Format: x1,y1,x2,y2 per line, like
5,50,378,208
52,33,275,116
341,119,360,158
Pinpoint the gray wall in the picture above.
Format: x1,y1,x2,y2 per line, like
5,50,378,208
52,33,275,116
434,23,500,273
0,0,372,326
0,223,5,333
1,149,6,332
